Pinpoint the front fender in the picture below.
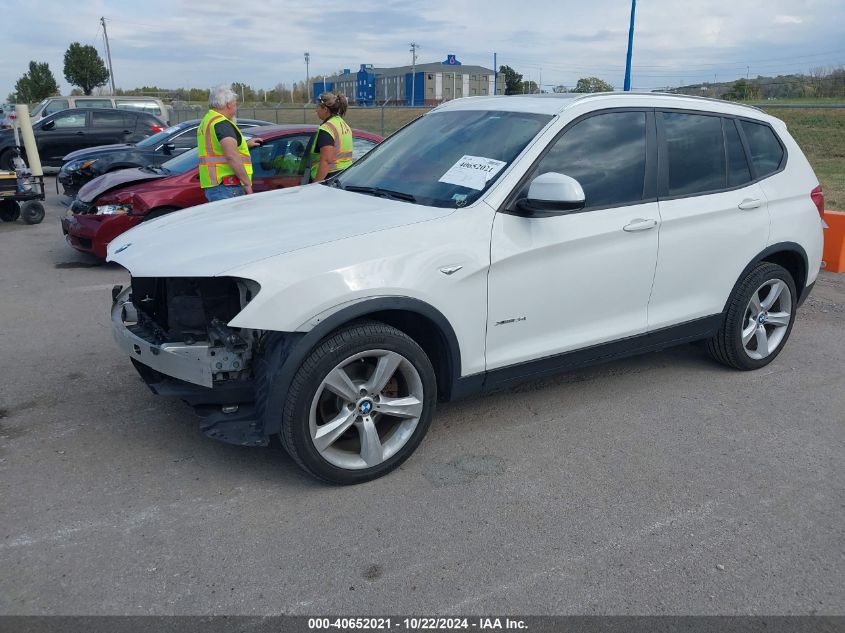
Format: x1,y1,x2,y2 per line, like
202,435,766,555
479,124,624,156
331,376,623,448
254,295,463,436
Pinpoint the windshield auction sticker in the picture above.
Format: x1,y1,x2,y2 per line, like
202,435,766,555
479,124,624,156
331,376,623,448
438,155,507,191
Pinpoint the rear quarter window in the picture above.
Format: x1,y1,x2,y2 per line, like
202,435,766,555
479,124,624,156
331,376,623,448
740,120,784,178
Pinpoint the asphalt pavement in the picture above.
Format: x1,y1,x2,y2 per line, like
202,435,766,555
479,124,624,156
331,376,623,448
1,180,843,615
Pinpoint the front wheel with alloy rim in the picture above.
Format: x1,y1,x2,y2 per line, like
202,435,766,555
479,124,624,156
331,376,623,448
279,322,437,484
707,262,797,370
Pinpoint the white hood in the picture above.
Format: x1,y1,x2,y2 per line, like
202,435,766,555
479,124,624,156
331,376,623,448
107,184,454,277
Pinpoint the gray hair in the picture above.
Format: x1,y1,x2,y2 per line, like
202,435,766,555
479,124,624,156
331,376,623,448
208,85,237,108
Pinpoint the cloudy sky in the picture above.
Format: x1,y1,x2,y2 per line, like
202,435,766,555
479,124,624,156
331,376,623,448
3,0,843,98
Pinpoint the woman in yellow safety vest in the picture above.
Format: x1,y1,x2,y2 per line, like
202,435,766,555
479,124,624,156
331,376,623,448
309,92,354,182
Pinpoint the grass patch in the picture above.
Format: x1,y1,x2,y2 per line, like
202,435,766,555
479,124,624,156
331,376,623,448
763,107,845,210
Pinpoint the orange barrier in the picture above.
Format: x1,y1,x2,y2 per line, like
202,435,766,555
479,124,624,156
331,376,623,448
823,210,845,273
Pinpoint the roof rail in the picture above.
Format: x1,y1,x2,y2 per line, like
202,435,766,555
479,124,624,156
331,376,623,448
570,91,764,113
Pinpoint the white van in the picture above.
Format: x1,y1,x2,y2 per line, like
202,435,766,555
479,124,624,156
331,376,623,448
30,96,170,124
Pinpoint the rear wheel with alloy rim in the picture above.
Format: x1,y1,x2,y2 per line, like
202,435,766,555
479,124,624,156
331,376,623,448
279,321,437,484
707,262,797,370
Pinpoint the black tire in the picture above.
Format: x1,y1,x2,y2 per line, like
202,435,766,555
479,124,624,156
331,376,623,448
278,321,437,484
20,201,45,225
707,262,797,370
0,200,20,222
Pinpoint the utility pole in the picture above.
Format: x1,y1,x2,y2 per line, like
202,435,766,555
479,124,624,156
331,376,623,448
100,16,116,94
304,52,310,103
493,52,497,95
623,0,636,91
304,52,311,103
539,67,542,94
409,42,418,106
746,65,750,79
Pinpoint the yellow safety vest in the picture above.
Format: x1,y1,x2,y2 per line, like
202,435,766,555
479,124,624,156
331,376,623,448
197,110,253,188
309,115,353,180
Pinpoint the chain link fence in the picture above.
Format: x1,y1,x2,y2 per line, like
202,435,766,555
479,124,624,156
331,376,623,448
172,105,433,137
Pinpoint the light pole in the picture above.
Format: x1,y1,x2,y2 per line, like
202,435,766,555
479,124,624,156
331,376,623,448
409,43,418,106
304,52,310,103
623,0,637,91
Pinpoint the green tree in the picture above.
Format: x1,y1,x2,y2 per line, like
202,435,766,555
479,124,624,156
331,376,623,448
723,79,760,101
521,80,539,94
63,42,110,95
231,82,257,103
573,77,614,93
499,65,523,95
11,61,59,103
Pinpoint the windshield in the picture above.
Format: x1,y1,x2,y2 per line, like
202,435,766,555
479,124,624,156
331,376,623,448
334,110,552,208
136,123,189,148
161,148,199,174
159,132,252,174
30,100,48,117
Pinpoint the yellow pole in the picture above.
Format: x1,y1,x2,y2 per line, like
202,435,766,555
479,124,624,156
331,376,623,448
14,105,43,177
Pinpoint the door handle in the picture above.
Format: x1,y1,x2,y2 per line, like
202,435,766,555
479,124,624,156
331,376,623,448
75,131,85,135
738,198,763,210
623,218,658,232
122,130,131,134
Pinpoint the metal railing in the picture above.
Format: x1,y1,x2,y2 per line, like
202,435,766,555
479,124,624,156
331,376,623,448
172,105,433,137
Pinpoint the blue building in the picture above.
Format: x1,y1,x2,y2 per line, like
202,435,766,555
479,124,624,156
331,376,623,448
313,54,504,106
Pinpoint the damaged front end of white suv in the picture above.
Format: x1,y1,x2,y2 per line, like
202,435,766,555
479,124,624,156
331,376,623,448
111,276,269,445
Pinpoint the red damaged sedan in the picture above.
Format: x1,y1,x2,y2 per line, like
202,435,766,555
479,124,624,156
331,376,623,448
61,125,382,258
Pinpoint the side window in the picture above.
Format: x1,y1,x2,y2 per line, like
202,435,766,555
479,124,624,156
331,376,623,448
92,111,127,128
662,112,725,196
77,99,113,109
116,100,162,117
250,134,311,177
51,111,87,128
352,138,378,161
725,118,752,187
44,99,69,115
523,111,647,209
170,128,199,150
740,120,784,178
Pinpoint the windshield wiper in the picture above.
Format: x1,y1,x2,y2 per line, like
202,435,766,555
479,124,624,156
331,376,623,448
342,185,416,203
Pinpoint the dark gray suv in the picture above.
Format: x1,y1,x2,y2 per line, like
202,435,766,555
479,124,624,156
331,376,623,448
0,108,166,170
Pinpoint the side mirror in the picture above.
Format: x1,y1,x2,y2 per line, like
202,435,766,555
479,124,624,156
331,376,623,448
41,120,55,131
514,172,586,216
162,142,176,154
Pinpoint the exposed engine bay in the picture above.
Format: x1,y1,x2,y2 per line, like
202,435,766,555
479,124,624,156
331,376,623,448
114,277,261,386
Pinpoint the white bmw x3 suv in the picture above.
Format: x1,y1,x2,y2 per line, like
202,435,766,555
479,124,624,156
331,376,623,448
109,93,825,484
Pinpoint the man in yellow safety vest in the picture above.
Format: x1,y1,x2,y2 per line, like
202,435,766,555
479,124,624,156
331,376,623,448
198,85,262,202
